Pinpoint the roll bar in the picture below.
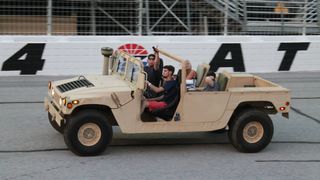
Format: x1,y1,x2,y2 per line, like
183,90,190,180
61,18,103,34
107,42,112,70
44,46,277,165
157,48,187,95
157,48,186,64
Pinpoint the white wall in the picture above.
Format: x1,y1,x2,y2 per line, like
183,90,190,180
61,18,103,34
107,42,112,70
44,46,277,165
0,36,319,75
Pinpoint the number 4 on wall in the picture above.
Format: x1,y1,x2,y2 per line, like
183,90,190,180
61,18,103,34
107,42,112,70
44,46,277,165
1,43,45,75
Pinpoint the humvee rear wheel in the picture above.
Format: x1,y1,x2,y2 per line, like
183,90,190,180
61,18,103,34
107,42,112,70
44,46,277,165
48,113,65,134
228,109,273,153
242,121,264,143
63,110,113,156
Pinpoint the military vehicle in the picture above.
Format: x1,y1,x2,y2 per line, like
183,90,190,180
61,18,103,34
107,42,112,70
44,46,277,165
44,47,291,156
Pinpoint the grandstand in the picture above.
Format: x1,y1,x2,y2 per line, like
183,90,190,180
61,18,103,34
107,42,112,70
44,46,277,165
0,0,319,35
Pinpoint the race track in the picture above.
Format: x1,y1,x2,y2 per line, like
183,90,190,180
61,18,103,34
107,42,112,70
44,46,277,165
0,72,320,180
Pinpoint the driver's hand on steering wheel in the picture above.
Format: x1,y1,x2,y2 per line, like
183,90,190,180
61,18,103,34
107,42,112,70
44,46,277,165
146,81,152,87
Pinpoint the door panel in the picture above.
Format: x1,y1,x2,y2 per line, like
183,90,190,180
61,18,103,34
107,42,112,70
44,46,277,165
182,92,230,123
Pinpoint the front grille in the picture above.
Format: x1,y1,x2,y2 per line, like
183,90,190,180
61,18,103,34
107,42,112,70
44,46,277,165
57,79,94,93
53,91,60,105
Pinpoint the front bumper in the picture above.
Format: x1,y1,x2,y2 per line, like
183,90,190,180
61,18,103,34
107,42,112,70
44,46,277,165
44,97,64,126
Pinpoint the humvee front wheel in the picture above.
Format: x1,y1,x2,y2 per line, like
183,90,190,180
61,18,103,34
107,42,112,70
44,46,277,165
228,109,274,153
63,110,113,156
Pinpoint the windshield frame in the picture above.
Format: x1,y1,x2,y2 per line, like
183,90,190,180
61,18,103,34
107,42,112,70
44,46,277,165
111,50,144,87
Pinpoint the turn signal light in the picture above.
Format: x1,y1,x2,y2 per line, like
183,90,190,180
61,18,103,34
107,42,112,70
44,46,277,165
285,102,290,106
67,103,73,109
72,100,79,105
279,107,286,111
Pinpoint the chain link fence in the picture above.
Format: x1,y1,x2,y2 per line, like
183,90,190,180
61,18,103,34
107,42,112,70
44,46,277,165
0,0,319,35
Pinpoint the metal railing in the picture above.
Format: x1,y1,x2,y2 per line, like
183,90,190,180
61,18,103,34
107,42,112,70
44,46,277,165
0,0,319,36
244,0,319,35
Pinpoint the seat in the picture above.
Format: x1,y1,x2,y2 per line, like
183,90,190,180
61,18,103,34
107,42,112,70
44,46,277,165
216,72,228,91
150,90,180,121
176,69,182,84
149,72,181,121
195,64,210,87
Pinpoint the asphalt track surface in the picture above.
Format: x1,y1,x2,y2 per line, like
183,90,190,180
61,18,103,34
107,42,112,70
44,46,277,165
0,72,320,180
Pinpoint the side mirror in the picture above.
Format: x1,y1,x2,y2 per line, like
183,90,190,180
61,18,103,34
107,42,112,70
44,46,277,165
137,72,147,90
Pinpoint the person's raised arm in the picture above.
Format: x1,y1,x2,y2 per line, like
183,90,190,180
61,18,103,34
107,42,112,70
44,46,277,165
153,47,160,70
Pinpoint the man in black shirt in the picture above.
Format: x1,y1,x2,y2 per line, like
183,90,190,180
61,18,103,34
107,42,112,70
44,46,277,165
143,47,162,98
143,65,178,112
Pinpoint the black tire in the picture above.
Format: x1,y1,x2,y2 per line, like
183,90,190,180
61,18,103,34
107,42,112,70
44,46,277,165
63,110,113,156
48,112,65,134
228,109,274,153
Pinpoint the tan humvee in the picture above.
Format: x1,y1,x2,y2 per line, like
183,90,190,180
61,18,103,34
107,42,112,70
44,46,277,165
44,47,291,156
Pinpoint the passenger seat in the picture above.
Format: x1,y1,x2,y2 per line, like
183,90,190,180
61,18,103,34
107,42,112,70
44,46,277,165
195,64,210,87
216,72,228,91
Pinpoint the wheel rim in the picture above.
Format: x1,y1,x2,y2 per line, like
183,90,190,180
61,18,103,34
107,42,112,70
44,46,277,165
243,121,264,144
77,123,102,146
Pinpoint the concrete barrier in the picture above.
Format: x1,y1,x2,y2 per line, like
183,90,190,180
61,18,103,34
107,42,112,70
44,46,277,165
0,36,319,75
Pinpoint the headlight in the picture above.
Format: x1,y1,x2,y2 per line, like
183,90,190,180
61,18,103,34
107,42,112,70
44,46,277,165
59,98,63,106
51,89,55,96
48,81,52,89
59,98,67,106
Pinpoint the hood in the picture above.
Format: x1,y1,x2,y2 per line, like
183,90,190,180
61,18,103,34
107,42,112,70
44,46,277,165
54,75,132,96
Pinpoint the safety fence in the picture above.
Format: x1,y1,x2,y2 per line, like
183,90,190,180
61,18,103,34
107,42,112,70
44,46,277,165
0,0,319,36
